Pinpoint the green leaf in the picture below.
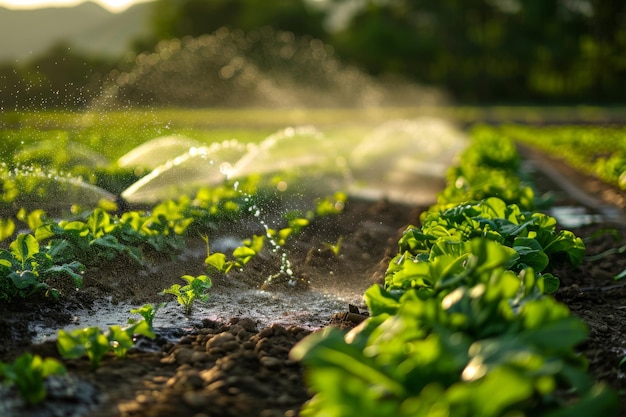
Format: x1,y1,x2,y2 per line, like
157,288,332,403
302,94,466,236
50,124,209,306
86,208,112,237
539,273,560,293
9,270,40,290
364,284,402,316
543,384,618,417
57,327,110,369
0,353,66,404
60,221,90,236
232,246,257,265
513,237,550,272
519,316,588,351
44,261,84,288
205,252,227,272
290,327,405,397
107,325,134,358
9,233,39,266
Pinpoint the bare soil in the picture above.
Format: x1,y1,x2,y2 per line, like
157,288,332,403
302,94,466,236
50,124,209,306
2,147,626,417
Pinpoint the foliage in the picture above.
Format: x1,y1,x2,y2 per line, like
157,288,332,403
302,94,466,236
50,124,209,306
435,126,536,211
56,319,155,370
403,197,585,276
129,303,165,331
0,353,66,405
205,234,265,274
162,275,212,315
327,0,626,103
33,206,192,267
291,122,618,416
205,192,346,275
0,233,84,301
500,124,626,191
149,0,326,45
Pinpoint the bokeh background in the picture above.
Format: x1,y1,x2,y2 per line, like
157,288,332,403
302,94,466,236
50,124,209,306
1,0,624,110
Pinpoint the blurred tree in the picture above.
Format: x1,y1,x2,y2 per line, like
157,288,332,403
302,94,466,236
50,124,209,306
0,43,114,110
148,0,327,44
326,0,626,102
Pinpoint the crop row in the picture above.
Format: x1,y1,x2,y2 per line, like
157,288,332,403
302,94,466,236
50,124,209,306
291,128,618,416
494,124,626,191
0,180,347,405
0,172,346,302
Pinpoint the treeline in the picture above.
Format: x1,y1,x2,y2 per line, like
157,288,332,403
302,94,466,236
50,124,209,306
2,0,625,109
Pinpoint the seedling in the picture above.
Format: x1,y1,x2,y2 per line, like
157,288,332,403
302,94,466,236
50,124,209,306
107,320,155,358
0,353,66,404
162,274,212,315
57,320,156,369
322,236,343,256
129,303,165,330
205,234,265,274
0,233,84,301
57,327,110,370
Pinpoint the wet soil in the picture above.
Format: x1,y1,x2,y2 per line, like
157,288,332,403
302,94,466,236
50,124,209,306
2,148,626,417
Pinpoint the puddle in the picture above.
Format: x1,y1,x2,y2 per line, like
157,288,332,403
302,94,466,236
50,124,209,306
30,283,361,345
547,206,606,228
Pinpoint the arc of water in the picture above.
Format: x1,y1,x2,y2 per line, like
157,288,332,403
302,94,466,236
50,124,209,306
121,140,247,204
226,125,331,181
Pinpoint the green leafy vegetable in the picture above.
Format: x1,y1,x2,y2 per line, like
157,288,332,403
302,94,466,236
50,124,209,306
0,353,66,404
162,274,212,315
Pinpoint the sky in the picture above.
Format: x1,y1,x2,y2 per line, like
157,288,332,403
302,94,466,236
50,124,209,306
0,0,153,13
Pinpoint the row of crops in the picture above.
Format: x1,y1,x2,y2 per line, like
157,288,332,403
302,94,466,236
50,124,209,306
0,165,347,302
497,125,626,191
291,127,620,417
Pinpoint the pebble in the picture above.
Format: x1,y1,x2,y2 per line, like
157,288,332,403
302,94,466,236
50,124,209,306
238,317,258,332
173,347,194,365
258,327,274,338
260,356,282,369
276,393,294,405
190,350,208,364
207,332,236,349
173,370,204,389
183,391,211,408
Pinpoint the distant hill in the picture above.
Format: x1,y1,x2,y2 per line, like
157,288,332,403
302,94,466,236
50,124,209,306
0,1,152,63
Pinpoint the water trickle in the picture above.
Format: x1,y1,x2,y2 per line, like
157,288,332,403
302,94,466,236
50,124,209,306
228,176,299,288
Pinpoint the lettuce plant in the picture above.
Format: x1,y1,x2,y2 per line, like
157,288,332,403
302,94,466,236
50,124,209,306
293,244,616,417
57,319,156,370
162,274,212,315
396,197,585,287
0,353,66,405
129,303,165,331
0,233,84,301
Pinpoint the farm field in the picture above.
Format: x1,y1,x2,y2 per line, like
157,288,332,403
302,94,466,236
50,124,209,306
0,109,626,417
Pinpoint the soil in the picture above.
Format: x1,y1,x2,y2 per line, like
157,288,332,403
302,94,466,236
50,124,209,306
2,146,626,417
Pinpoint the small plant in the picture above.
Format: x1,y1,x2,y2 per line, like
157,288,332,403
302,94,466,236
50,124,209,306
162,274,212,315
57,327,110,370
322,236,343,256
57,320,155,369
0,233,84,301
129,303,165,330
0,353,66,405
106,320,155,359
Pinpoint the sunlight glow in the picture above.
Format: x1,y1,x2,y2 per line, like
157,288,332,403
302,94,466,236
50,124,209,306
0,0,153,13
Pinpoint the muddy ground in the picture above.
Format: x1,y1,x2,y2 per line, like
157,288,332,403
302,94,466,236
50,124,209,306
2,147,626,417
